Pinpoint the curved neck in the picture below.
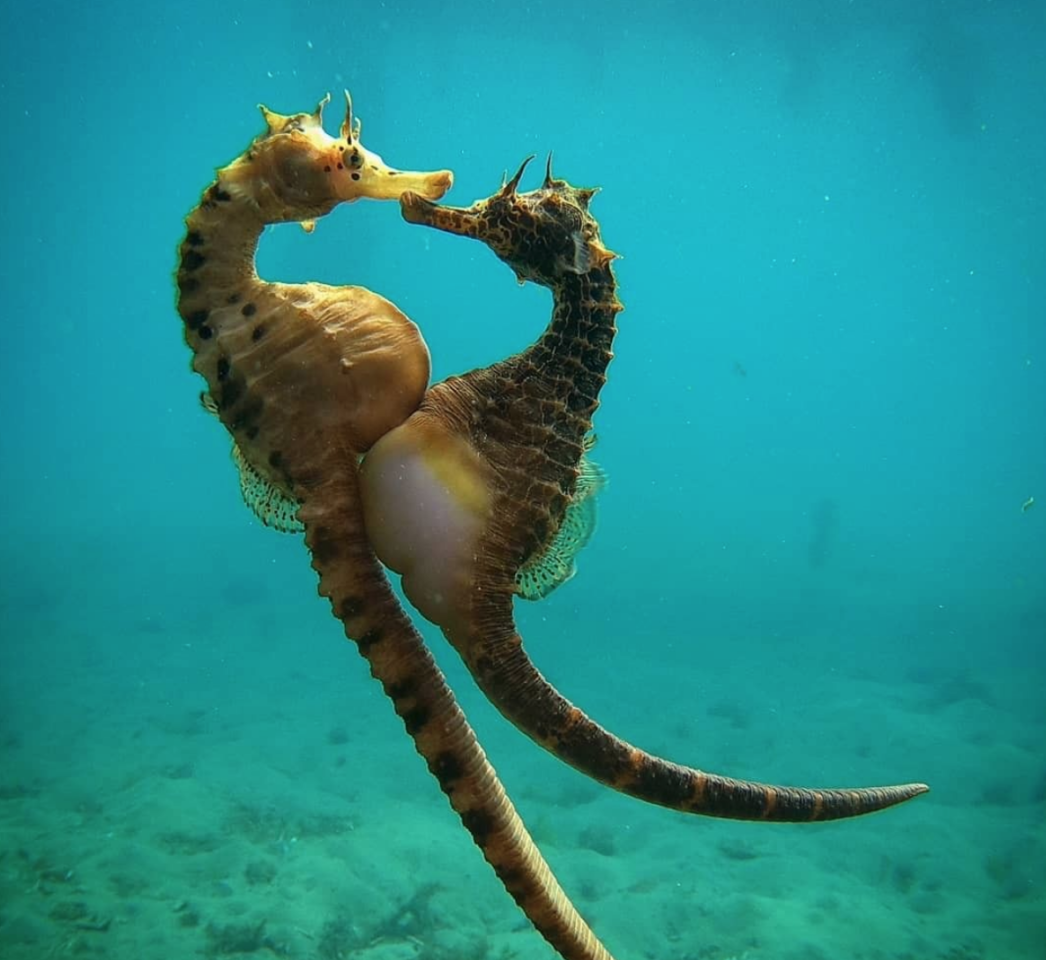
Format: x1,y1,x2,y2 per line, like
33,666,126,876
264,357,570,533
528,264,619,378
510,263,621,425
176,179,265,321
440,259,622,637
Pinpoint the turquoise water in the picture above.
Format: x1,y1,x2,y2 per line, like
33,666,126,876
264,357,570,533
1,1,1043,958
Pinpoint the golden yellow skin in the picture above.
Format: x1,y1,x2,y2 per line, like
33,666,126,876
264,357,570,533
176,95,619,960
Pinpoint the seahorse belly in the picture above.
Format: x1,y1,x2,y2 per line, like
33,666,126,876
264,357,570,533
359,416,491,631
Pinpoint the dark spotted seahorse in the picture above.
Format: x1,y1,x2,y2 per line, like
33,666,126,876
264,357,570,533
358,156,929,822
176,95,619,960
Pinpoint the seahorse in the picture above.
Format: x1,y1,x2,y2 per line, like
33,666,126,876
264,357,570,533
176,96,618,960
359,156,929,822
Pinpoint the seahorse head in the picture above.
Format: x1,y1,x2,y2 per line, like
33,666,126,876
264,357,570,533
400,155,614,287
220,91,453,223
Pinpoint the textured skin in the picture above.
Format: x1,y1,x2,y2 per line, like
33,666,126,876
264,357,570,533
399,160,929,822
176,101,614,960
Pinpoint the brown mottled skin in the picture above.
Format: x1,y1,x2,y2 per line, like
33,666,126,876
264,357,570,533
175,97,615,960
398,157,929,822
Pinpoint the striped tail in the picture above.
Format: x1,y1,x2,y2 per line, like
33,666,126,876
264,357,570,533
297,471,616,960
463,627,929,822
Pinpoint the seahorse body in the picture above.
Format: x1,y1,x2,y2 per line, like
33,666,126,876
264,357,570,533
360,158,929,822
177,98,617,960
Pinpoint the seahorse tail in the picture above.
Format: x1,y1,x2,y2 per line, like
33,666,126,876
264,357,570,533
299,473,616,960
462,625,928,823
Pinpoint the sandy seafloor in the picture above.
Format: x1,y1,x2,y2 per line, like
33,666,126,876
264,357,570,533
1,537,1042,960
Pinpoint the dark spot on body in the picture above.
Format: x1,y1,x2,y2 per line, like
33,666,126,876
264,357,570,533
227,395,263,439
180,249,204,272
324,165,331,173
353,631,382,652
178,275,200,295
428,751,463,785
226,291,241,305
309,535,342,565
217,358,230,381
268,450,283,470
461,809,493,845
242,302,257,317
209,184,232,203
337,596,363,621
185,230,205,247
183,309,209,331
493,865,528,903
504,884,530,906
251,324,266,342
494,864,522,886
219,373,244,409
197,324,213,340
400,705,430,735
385,679,415,701
351,172,360,181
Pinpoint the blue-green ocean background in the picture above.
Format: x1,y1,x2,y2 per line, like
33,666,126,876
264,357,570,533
1,1,1043,958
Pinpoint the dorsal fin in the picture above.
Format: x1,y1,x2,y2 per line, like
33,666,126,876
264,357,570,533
200,391,302,533
516,438,607,600
231,443,303,533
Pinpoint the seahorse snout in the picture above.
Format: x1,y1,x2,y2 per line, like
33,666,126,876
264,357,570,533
350,162,453,203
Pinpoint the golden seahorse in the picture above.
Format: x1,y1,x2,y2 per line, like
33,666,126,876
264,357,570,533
359,156,929,823
176,95,618,960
